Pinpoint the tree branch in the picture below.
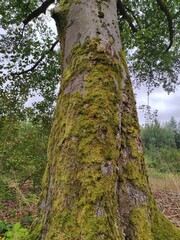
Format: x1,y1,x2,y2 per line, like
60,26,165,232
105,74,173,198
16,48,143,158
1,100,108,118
156,0,174,51
117,0,138,33
123,4,141,30
23,0,55,25
12,40,59,76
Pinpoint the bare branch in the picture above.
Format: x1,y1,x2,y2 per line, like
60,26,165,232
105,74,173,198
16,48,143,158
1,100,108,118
23,0,55,25
12,40,59,76
117,0,138,33
156,0,174,52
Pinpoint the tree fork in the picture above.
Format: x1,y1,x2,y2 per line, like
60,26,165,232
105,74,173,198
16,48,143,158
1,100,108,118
30,0,180,239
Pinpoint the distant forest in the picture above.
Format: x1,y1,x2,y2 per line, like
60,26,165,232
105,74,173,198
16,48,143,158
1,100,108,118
141,116,180,174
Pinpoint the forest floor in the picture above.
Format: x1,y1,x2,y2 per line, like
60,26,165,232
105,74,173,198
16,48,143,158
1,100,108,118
0,182,37,228
0,174,179,229
149,174,180,228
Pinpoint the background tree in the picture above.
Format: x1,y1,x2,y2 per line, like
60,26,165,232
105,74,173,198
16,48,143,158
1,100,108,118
166,116,180,149
141,119,176,149
0,0,180,239
141,118,180,174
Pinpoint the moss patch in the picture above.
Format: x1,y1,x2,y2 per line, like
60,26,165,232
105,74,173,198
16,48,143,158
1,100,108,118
152,210,180,240
129,206,153,240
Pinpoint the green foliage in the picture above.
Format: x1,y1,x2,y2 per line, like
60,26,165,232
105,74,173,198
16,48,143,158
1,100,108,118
0,0,39,27
144,146,180,173
141,120,176,149
0,178,15,200
0,118,49,193
166,117,180,149
120,0,180,92
0,1,60,122
0,221,29,240
0,220,9,233
141,117,180,174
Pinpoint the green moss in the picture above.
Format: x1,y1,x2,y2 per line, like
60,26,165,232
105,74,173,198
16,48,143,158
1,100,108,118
129,207,153,240
108,36,115,44
28,218,43,240
29,35,124,239
118,49,128,70
128,197,180,240
62,36,123,92
152,211,180,240
122,160,148,191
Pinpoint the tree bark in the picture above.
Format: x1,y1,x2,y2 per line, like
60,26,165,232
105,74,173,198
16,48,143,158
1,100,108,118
30,0,180,239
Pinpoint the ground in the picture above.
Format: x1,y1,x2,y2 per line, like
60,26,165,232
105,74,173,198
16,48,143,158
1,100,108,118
0,174,179,234
149,174,180,228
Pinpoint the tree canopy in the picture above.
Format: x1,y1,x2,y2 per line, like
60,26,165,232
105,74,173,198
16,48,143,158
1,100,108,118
0,0,179,122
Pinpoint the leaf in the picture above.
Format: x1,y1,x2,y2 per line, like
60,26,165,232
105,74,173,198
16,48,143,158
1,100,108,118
12,222,21,231
0,221,9,231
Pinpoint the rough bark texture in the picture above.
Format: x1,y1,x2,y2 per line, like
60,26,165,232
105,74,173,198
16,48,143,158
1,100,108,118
30,0,180,239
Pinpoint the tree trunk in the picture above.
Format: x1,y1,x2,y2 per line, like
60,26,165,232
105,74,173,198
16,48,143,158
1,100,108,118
30,0,180,239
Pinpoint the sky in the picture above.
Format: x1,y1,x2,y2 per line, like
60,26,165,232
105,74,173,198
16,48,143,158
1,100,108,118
135,85,180,125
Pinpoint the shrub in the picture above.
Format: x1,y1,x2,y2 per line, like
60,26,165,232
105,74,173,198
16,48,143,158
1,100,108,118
0,221,29,240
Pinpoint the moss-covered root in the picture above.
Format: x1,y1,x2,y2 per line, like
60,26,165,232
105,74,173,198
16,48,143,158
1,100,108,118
127,206,180,240
152,210,180,240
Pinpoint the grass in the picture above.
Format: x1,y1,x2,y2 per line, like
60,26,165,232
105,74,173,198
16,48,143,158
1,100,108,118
148,172,180,192
147,171,180,228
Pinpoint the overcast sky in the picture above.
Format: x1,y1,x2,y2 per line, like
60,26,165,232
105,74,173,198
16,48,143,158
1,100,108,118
135,86,180,125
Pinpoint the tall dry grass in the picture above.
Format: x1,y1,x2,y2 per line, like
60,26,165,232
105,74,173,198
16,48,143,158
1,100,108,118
149,173,180,192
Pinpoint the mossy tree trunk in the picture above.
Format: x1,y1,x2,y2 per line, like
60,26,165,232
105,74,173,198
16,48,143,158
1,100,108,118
30,0,180,239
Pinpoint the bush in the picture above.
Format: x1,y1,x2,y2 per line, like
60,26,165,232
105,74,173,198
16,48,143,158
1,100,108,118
0,179,15,201
141,121,176,149
144,147,180,174
0,120,49,192
0,221,29,240
141,120,180,174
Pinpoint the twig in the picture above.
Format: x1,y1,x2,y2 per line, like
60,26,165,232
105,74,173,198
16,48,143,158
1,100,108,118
4,178,30,206
123,4,141,30
156,0,174,51
23,0,55,25
117,0,138,33
168,214,180,218
11,39,59,75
